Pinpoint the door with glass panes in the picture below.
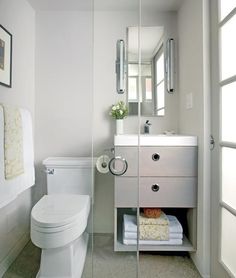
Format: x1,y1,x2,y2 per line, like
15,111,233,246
211,1,236,277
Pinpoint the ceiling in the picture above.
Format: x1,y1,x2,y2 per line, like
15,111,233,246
27,0,184,11
128,26,164,60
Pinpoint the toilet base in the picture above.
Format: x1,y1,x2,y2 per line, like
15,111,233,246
36,232,89,278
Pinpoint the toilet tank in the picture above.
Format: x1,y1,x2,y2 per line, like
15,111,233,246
43,157,94,196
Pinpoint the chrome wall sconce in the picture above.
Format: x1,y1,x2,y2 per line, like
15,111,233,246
116,39,125,94
166,38,175,94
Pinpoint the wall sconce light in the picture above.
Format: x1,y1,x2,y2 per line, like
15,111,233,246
166,38,174,93
116,40,125,94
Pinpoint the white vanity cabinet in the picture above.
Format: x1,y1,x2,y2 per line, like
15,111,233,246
113,135,198,252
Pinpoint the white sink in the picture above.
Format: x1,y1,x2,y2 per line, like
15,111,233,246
114,134,198,146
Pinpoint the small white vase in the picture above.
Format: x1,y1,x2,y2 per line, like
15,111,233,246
116,119,124,135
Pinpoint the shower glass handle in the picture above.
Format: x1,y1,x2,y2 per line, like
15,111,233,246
109,156,128,176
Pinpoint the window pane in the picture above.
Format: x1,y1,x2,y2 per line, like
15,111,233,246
222,147,236,210
145,78,152,100
141,64,151,76
128,64,138,76
221,208,236,276
156,81,165,116
220,0,236,20
128,77,137,100
221,82,236,142
157,81,164,108
220,15,236,80
156,53,164,84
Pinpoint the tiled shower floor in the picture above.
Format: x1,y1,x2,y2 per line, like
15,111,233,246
3,235,201,278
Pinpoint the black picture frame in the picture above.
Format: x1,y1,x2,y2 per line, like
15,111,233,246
0,25,12,88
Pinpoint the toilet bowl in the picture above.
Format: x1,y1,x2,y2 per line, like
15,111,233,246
30,157,94,277
31,194,90,278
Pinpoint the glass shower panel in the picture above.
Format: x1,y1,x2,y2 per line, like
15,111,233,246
92,0,140,277
138,1,191,277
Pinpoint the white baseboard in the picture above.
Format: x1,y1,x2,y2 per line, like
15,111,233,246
0,233,29,277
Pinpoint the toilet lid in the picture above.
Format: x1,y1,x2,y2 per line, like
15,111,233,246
31,194,90,228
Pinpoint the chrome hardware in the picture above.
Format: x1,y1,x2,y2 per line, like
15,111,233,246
116,40,126,94
210,134,215,150
152,153,160,161
166,38,175,93
144,120,152,134
103,147,115,154
109,156,128,176
44,168,54,175
152,184,160,192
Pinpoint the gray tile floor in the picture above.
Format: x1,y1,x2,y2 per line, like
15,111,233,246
4,235,201,278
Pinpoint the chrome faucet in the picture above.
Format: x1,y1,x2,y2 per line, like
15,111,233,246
144,120,151,134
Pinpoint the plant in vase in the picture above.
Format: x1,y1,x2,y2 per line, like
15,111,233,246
109,101,128,134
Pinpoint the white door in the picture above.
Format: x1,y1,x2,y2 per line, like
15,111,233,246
211,0,236,277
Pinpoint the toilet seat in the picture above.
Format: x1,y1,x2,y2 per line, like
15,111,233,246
31,194,90,249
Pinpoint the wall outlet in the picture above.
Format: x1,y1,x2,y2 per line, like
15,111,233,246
186,92,193,109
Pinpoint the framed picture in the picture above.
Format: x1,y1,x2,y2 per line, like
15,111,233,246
0,25,12,88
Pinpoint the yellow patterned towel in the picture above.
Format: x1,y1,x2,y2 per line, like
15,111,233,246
139,224,169,240
1,104,24,179
139,211,168,225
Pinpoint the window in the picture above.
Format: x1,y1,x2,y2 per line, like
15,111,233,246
127,63,152,103
154,46,165,116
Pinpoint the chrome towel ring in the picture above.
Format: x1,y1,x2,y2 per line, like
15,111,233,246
108,156,128,176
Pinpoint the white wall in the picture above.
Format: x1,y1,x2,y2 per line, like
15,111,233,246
93,10,178,232
34,10,178,233
34,11,93,201
178,0,210,277
0,0,35,275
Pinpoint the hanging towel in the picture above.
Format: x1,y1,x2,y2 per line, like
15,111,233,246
1,104,24,179
0,106,35,208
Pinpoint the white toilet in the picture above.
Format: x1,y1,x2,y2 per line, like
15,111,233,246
31,157,93,278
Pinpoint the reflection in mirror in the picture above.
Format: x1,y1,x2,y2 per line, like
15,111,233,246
127,26,165,116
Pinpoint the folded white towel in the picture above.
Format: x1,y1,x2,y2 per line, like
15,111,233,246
123,214,183,234
123,238,183,246
167,215,183,233
123,214,137,232
124,230,183,240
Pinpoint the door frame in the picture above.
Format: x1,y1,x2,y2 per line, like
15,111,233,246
210,0,235,277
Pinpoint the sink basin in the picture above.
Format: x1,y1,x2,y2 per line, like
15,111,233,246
114,134,198,146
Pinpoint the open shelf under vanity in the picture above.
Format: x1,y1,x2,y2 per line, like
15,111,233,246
114,208,197,253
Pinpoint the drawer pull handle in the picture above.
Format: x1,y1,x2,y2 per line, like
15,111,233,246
152,153,160,161
152,184,160,192
109,156,128,176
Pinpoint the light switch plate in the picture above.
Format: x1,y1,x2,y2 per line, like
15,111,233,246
186,93,193,109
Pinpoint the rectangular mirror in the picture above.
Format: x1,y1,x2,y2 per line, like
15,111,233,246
127,26,165,116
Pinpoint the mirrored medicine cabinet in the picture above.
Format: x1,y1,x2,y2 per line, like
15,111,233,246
116,26,175,117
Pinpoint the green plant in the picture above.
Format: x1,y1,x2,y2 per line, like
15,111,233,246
109,101,128,120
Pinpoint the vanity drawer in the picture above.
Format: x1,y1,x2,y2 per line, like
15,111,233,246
115,177,138,207
115,177,197,208
115,146,197,177
140,147,197,177
139,177,197,208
